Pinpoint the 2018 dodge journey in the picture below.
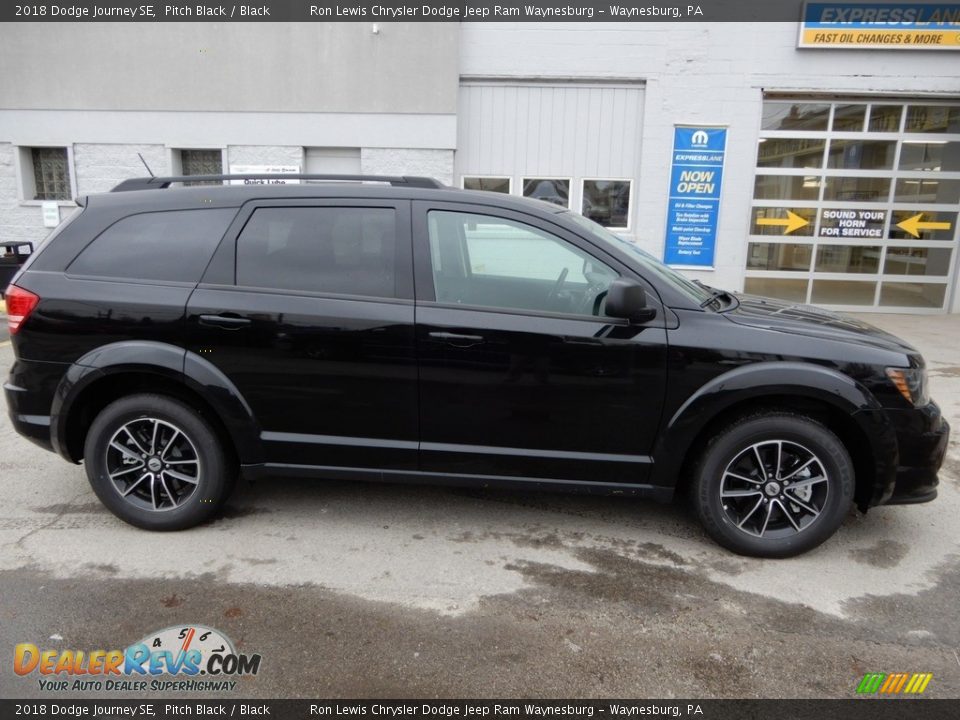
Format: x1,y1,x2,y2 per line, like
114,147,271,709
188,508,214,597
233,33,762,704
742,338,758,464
3,173,949,557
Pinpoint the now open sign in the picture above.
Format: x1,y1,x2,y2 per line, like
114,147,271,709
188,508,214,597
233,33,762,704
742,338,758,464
664,126,728,267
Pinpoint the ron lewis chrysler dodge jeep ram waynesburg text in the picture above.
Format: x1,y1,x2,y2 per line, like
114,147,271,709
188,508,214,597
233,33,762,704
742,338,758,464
3,173,949,557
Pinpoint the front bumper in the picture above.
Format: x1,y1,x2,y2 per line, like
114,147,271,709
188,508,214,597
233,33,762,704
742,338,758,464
885,407,949,506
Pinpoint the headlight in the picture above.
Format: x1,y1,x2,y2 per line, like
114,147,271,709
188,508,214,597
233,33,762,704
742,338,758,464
886,367,929,406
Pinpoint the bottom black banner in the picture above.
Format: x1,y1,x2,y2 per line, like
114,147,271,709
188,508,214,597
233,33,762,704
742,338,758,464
1,700,958,720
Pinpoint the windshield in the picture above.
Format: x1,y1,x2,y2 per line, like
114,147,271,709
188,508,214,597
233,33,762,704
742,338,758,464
563,212,715,306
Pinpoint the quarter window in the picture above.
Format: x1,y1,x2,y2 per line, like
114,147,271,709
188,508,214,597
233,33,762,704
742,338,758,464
427,210,617,317
68,209,235,283
236,207,398,298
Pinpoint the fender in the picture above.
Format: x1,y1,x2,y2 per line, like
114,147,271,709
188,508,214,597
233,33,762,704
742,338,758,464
649,361,898,496
50,341,263,464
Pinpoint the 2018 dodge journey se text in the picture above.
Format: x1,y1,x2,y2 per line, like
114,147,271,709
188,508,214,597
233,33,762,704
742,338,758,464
3,173,949,557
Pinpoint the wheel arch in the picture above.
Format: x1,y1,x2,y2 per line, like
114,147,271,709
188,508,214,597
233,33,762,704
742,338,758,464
652,362,897,512
51,341,262,466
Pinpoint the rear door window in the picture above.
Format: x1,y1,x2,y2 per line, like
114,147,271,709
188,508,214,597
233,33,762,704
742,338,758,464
68,208,235,283
235,206,399,299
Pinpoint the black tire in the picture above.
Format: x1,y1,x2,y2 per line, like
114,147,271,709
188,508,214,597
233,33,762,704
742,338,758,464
691,412,854,558
83,394,233,530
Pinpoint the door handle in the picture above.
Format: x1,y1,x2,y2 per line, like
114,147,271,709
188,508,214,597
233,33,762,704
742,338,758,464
198,314,251,330
562,336,604,346
429,331,485,347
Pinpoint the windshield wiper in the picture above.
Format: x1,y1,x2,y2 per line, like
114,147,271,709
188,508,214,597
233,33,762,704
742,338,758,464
694,280,724,309
694,280,739,311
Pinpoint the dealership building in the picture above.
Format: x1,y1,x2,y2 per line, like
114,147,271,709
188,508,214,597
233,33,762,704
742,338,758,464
1,19,958,312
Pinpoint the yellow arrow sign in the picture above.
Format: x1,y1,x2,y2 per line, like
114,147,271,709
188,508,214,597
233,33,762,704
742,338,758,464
896,213,952,238
756,210,809,235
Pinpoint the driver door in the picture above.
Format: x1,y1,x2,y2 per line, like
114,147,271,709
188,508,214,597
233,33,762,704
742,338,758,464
413,202,668,484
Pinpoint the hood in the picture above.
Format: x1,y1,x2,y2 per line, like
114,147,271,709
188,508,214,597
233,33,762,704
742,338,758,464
725,293,917,355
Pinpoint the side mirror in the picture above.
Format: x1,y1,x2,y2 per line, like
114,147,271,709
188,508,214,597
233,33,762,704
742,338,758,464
606,278,657,323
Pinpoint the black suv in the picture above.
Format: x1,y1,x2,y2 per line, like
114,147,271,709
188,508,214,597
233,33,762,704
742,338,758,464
3,174,949,557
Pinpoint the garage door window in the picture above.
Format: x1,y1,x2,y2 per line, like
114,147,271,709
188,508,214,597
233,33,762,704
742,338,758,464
746,99,960,311
462,177,511,194
522,178,570,208
581,180,631,229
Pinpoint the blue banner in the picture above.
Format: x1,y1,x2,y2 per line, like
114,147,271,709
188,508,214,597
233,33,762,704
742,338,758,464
663,126,727,267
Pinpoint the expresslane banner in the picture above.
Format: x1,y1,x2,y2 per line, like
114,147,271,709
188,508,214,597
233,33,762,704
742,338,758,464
799,2,960,49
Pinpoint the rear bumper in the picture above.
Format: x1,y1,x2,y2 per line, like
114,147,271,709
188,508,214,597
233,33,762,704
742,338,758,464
4,380,54,451
4,358,65,454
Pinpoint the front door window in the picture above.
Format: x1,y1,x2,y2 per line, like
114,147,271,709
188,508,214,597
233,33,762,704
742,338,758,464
427,210,617,317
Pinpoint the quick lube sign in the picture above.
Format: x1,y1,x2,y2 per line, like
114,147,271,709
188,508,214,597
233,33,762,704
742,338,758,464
799,3,960,49
664,126,727,268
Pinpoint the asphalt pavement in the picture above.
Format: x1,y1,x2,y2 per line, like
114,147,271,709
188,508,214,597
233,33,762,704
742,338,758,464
1,314,959,699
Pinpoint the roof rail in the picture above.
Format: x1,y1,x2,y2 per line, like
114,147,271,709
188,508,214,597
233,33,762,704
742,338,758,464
110,174,446,192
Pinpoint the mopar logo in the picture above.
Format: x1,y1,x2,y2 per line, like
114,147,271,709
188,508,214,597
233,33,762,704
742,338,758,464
690,130,710,146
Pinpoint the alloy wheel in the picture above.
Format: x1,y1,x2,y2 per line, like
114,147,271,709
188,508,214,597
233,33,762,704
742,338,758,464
719,439,829,539
105,418,201,512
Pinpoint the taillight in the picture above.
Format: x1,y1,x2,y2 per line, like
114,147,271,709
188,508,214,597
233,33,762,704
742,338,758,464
6,285,40,335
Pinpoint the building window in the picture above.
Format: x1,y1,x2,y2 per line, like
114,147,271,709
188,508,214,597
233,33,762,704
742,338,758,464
522,178,570,208
462,177,511,194
179,149,223,185
746,98,960,311
29,147,71,201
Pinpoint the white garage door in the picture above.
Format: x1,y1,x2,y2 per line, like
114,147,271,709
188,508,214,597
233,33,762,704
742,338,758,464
456,81,645,233
305,147,361,175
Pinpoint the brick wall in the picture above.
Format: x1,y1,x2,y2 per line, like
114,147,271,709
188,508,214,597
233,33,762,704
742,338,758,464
361,148,454,185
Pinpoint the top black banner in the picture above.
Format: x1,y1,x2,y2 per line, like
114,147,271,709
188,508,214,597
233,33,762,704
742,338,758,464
1,0,813,23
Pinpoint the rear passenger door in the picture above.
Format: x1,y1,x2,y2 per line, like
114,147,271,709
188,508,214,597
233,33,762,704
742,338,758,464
185,199,418,471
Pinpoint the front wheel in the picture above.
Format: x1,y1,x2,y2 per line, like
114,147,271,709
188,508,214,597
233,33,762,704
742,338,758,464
84,394,233,530
691,413,854,558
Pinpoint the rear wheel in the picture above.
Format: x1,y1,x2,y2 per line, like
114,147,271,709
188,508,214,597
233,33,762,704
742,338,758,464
691,413,854,558
84,394,233,530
